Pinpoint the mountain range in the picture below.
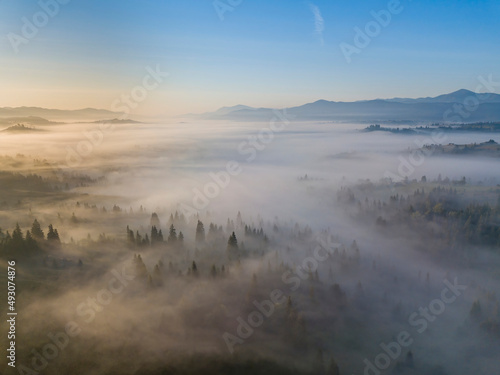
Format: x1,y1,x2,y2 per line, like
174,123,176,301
194,89,500,123
3,89,500,124
0,107,119,121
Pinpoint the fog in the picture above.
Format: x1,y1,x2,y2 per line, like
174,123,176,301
0,117,499,375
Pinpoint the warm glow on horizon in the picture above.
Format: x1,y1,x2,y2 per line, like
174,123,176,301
1,1,498,116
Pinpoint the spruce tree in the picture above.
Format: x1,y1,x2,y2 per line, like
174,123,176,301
12,223,24,247
227,231,238,251
168,224,177,244
195,220,205,242
31,219,44,240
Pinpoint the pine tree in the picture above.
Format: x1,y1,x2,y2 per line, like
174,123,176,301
47,224,60,242
195,220,205,242
227,231,238,251
150,212,160,227
153,264,162,285
136,231,142,246
126,225,135,244
135,254,148,279
31,219,44,240
12,223,24,247
151,225,159,245
168,224,177,244
25,230,38,252
54,229,60,242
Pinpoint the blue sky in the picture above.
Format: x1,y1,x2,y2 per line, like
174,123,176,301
0,0,499,115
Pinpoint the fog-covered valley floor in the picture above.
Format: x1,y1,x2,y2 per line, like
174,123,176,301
0,119,499,375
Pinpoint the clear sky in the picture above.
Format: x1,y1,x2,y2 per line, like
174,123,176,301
0,0,499,116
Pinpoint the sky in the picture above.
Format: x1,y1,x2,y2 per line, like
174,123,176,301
0,0,499,116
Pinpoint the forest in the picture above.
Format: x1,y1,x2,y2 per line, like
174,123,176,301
1,157,499,374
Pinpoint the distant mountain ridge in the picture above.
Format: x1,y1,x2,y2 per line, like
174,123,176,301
195,89,500,123
1,124,44,133
384,89,500,104
0,107,120,121
4,89,500,123
0,116,62,125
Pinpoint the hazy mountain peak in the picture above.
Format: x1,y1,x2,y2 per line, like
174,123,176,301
194,89,500,122
213,104,253,115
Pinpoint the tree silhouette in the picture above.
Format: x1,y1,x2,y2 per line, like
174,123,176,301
126,225,135,244
196,220,205,243
227,231,238,252
150,225,159,245
47,224,60,242
168,224,177,244
150,212,160,227
31,219,44,240
25,230,38,252
12,223,24,248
